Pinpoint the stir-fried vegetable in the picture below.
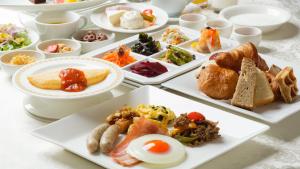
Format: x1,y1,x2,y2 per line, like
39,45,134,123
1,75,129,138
160,45,195,66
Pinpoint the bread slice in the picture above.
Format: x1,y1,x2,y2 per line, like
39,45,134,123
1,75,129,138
231,57,256,110
254,68,275,106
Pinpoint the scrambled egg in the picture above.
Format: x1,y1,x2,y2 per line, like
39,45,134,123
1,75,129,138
136,104,176,127
9,54,35,65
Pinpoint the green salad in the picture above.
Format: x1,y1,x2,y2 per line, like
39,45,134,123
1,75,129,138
0,24,32,52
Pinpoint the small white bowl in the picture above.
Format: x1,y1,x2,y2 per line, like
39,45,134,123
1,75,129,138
36,39,81,58
0,29,39,55
72,28,115,54
232,26,262,47
179,14,207,31
205,19,233,38
0,50,45,76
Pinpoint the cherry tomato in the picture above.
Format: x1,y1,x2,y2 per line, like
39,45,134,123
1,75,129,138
187,112,205,121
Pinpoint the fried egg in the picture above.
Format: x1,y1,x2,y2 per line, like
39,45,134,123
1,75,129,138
126,134,186,165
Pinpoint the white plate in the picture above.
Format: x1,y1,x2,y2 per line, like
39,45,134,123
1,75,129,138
13,57,124,100
179,37,239,56
32,86,269,169
220,5,291,33
0,0,109,12
90,3,168,33
162,55,300,123
81,25,205,85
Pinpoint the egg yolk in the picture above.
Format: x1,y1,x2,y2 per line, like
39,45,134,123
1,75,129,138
143,140,170,154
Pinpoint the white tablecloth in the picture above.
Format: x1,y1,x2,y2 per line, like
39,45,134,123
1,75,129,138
1,0,300,169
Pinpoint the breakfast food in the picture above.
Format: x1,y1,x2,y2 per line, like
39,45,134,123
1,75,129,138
170,112,220,146
213,42,269,72
105,5,156,30
231,58,257,110
192,27,222,53
100,124,121,154
161,27,189,45
126,134,186,165
0,24,31,51
45,43,72,53
102,45,136,67
81,31,108,42
196,63,238,100
110,117,168,166
30,0,46,4
254,68,275,106
275,67,298,103
9,54,35,65
106,106,140,133
120,11,145,29
131,33,161,56
160,46,195,66
28,68,110,92
105,5,133,26
87,123,110,153
130,61,168,77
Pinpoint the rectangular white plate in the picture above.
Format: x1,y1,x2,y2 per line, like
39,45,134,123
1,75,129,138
32,86,269,169
162,55,300,123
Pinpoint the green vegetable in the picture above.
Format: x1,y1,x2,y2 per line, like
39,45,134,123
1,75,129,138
160,45,195,66
174,135,198,143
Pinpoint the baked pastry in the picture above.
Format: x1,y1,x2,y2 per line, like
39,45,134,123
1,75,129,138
254,68,274,106
214,42,269,72
194,27,221,53
265,65,282,100
197,64,238,100
275,67,298,103
231,58,257,110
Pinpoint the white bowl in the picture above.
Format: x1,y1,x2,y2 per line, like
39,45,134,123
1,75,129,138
72,28,115,54
36,39,81,58
0,29,39,55
220,5,291,33
232,26,262,47
0,50,45,76
179,13,207,31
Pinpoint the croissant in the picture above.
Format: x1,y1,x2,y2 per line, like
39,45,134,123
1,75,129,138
214,42,269,72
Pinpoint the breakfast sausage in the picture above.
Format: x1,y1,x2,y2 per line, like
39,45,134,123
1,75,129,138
86,123,110,153
100,124,120,153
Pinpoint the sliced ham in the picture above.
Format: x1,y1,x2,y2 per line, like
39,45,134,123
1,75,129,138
110,117,168,166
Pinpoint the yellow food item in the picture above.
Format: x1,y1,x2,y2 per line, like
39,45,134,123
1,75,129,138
9,54,35,65
192,0,207,4
135,104,176,127
28,69,110,90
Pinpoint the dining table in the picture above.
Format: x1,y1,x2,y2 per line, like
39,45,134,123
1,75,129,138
1,0,300,169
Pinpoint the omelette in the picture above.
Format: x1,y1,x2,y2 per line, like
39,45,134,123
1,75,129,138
28,69,110,90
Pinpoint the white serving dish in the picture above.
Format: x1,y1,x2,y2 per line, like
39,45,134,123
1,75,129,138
0,50,45,76
82,25,239,85
162,55,300,123
72,28,115,54
0,0,108,12
90,3,168,34
13,56,124,100
219,5,291,33
0,29,39,55
32,85,269,169
36,39,82,58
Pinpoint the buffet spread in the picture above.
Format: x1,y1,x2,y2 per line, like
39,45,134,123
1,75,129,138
0,0,299,169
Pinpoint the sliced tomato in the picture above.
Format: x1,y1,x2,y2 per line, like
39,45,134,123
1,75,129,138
187,112,205,121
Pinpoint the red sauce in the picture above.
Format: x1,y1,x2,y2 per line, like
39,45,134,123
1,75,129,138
59,68,87,92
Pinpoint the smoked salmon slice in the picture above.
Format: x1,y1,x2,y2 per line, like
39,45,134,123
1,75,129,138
110,117,168,166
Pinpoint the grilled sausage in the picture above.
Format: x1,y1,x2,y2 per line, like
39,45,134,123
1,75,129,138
100,124,120,153
87,123,110,153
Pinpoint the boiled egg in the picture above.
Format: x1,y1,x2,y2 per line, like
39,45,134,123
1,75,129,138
126,134,186,165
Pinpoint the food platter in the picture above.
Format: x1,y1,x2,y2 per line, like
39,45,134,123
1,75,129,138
162,54,300,123
0,0,109,12
32,86,269,169
220,5,291,33
81,25,239,85
90,3,169,33
13,56,124,100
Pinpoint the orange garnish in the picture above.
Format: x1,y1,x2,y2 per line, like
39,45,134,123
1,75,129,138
102,45,136,67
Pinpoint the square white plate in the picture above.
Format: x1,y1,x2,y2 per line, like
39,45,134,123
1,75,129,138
162,55,300,123
32,86,269,169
